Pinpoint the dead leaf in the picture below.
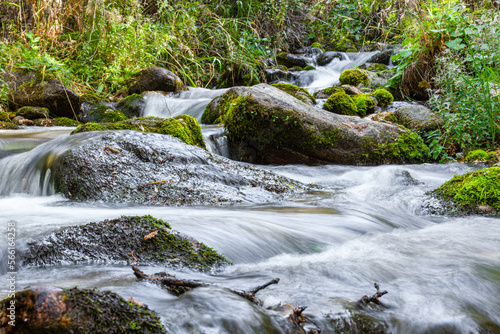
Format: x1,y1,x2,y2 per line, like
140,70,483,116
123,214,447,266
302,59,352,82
144,230,158,240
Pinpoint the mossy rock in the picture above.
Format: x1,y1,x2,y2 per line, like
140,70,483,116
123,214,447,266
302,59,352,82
128,66,185,94
213,84,429,165
0,121,17,129
372,89,394,108
116,93,145,118
0,110,11,123
0,286,165,334
201,96,224,124
390,104,442,131
22,215,230,270
275,53,308,68
430,167,500,215
52,117,80,127
311,42,324,51
314,86,343,99
335,38,358,52
72,115,205,148
339,69,369,87
15,106,49,120
323,90,359,116
304,65,316,71
271,83,316,105
352,94,376,117
465,149,498,163
79,103,129,123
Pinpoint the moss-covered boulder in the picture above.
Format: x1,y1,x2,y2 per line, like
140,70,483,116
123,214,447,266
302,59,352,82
116,93,145,118
271,83,316,105
52,130,305,205
323,90,359,116
0,121,17,129
276,53,308,68
209,84,429,165
335,38,358,52
15,106,49,119
128,66,185,94
389,104,442,131
430,167,500,215
22,215,229,270
52,117,80,126
201,96,224,124
304,65,316,71
0,286,165,334
352,93,377,116
78,102,128,123
72,115,205,148
372,89,394,108
339,69,369,87
313,86,342,99
464,149,498,164
3,71,81,118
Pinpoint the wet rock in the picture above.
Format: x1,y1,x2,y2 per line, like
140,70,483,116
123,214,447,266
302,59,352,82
33,118,53,126
3,71,81,118
201,96,223,124
209,84,429,165
341,85,363,96
72,115,206,148
0,286,165,334
316,51,342,66
52,130,305,205
15,106,49,119
276,53,308,68
78,101,127,123
128,66,185,94
327,311,388,334
366,49,393,65
21,215,229,269
116,93,146,118
390,105,443,132
427,166,500,216
264,68,296,83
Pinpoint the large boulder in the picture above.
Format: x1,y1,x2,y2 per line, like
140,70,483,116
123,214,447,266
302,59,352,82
389,104,443,132
21,215,229,270
52,131,305,205
78,101,127,123
276,53,308,68
0,286,165,334
72,115,206,148
128,67,185,94
211,84,429,165
3,71,81,118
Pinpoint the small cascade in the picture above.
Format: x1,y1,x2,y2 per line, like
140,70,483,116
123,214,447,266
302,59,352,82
292,51,379,92
203,125,230,158
0,132,99,196
142,87,229,121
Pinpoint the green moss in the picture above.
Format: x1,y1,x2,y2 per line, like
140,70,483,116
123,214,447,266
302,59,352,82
372,88,394,108
271,83,316,104
304,65,316,71
116,93,144,118
53,117,79,126
362,131,430,164
323,90,358,116
0,110,11,123
0,121,17,129
241,73,260,86
339,69,369,87
352,94,375,117
433,167,500,213
335,38,357,52
367,64,386,71
311,42,324,50
292,66,303,71
72,115,206,148
313,86,343,98
465,149,490,162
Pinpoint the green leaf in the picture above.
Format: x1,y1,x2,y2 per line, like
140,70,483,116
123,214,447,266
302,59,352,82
445,38,466,50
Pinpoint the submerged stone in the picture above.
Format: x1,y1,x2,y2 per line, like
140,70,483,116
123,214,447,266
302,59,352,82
72,115,206,148
52,131,305,205
0,286,165,334
210,84,429,165
429,166,500,215
21,215,230,270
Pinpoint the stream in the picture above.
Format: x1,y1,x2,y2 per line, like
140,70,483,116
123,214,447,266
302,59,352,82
1,52,499,333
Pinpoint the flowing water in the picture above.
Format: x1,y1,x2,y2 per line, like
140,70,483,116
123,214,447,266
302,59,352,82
1,53,499,333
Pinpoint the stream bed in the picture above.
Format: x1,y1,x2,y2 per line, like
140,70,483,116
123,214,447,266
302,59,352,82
1,52,499,333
